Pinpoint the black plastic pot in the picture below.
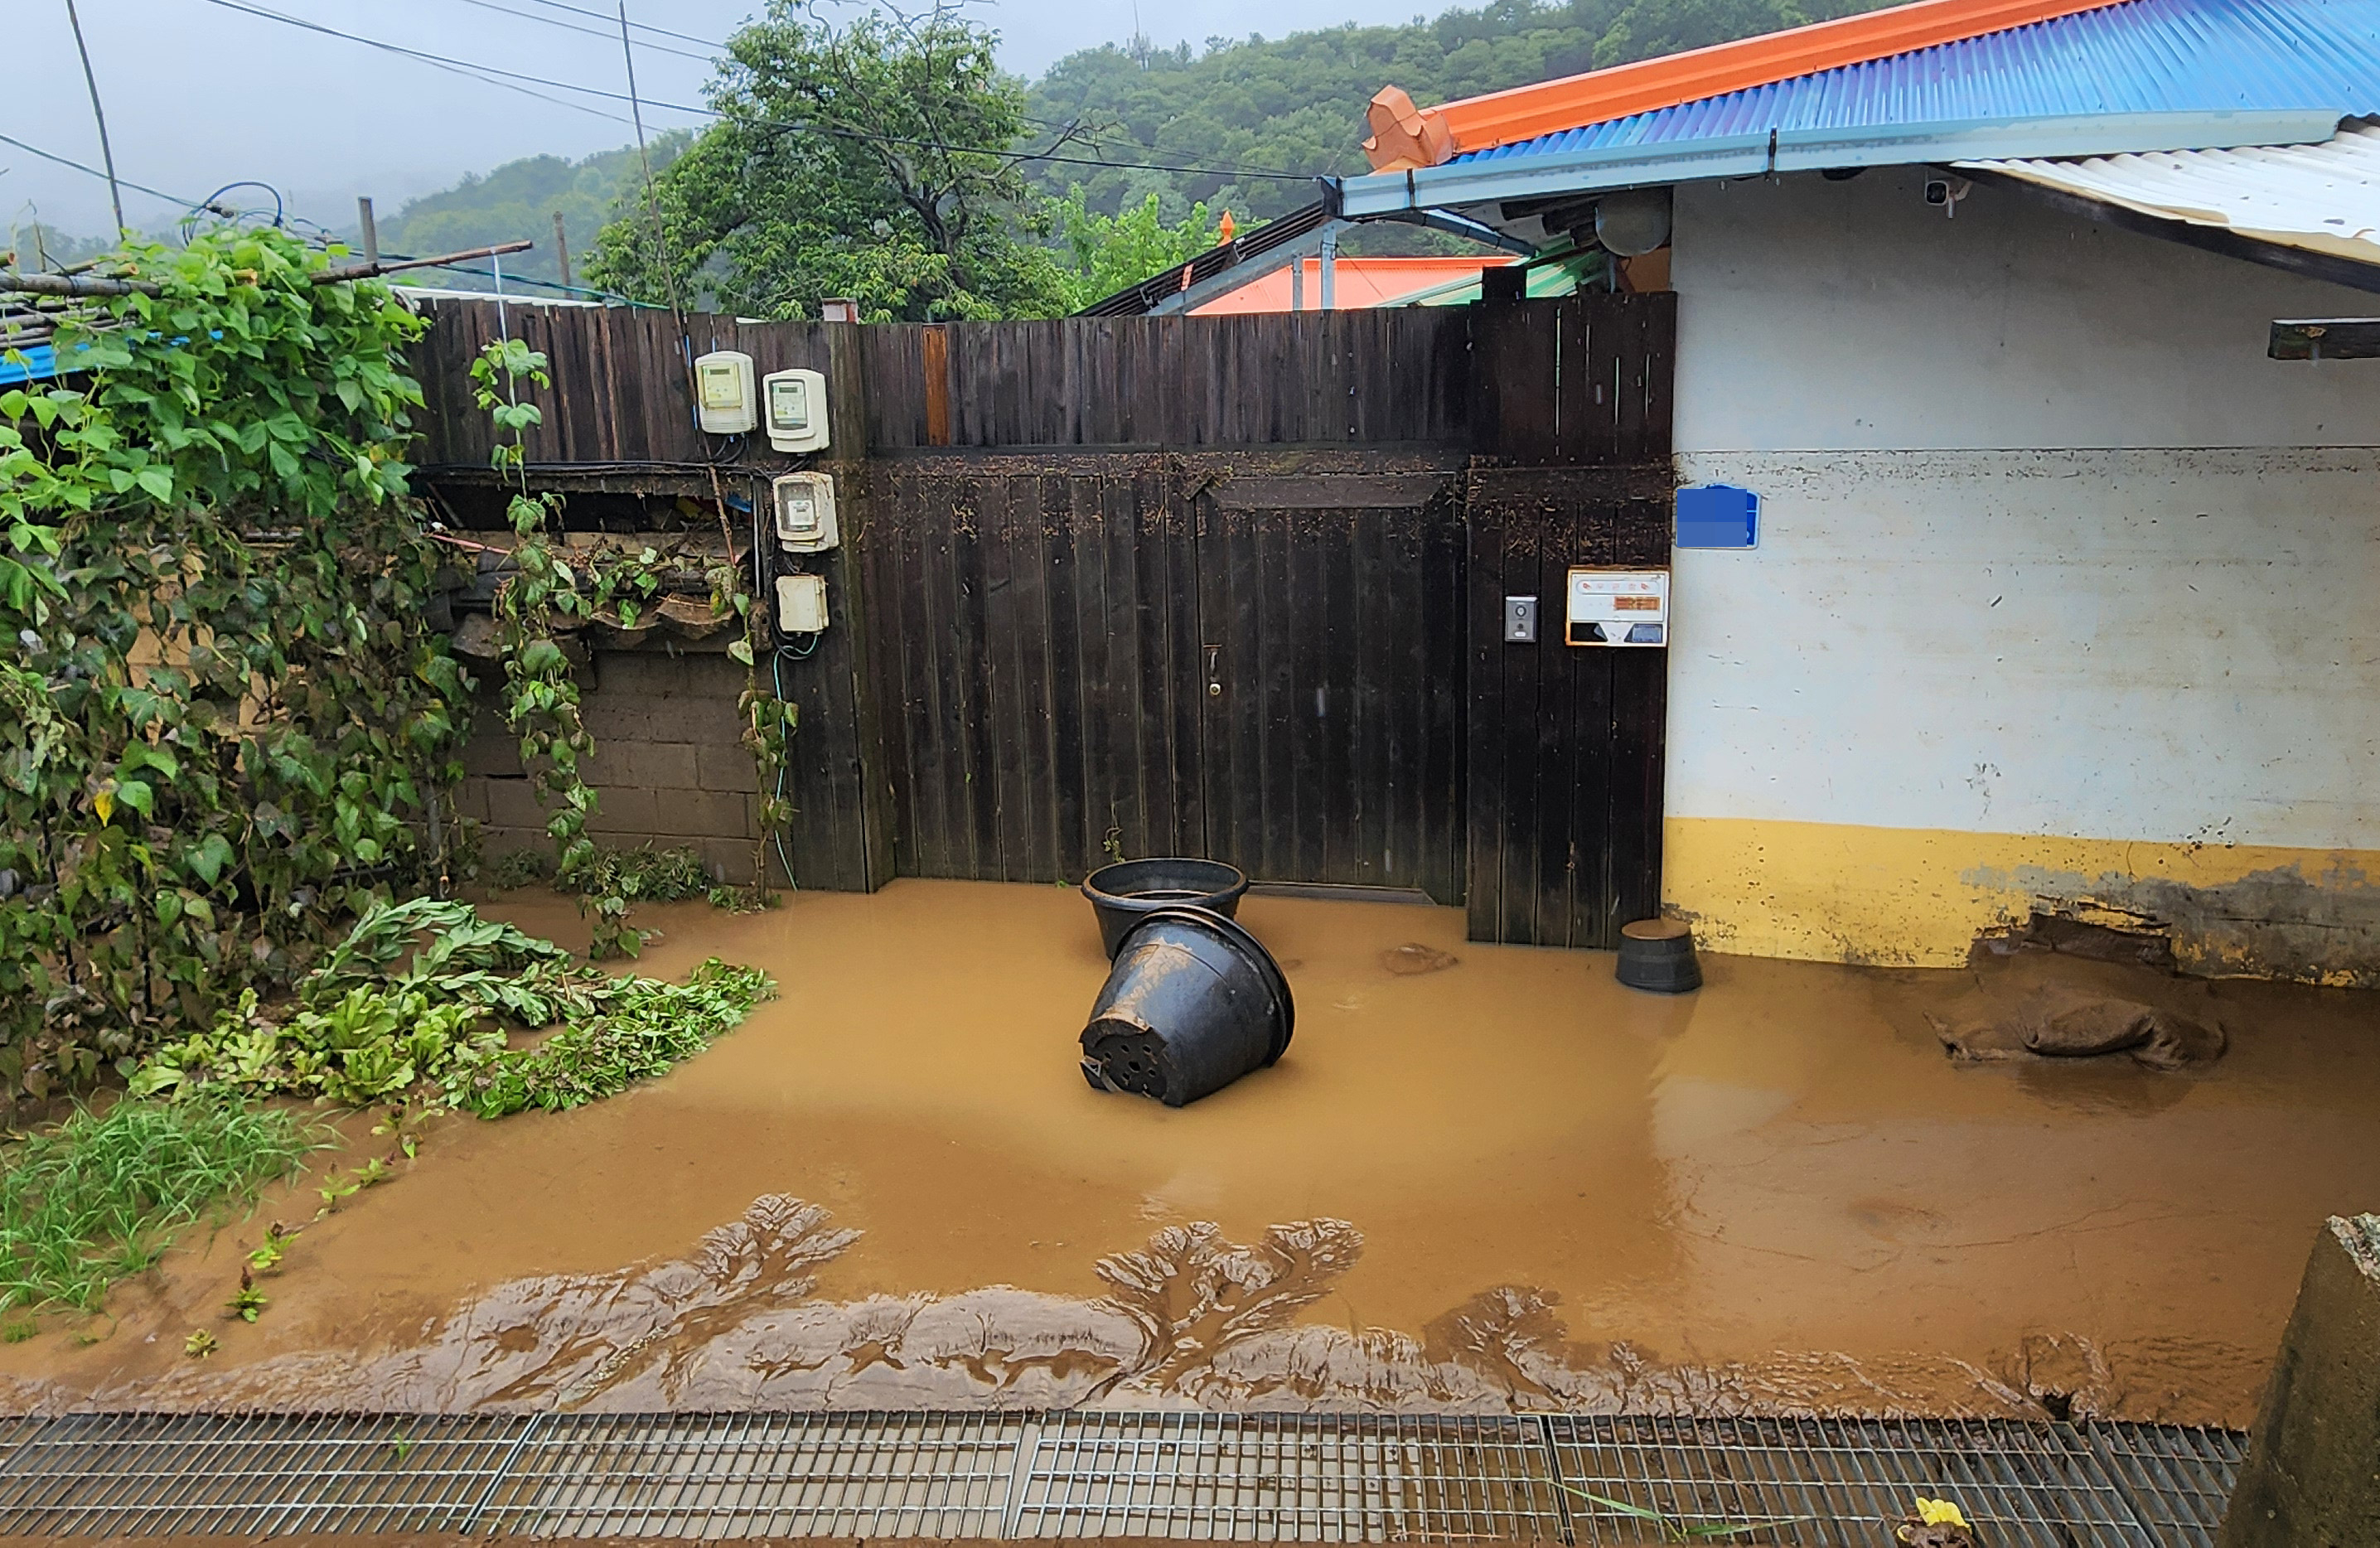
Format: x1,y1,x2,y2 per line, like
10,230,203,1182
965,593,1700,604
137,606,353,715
1081,858,1250,960
1080,906,1294,1107
1616,917,1701,994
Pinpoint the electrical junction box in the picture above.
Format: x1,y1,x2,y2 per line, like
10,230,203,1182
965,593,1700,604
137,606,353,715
775,573,829,635
762,367,830,452
1566,568,1669,647
772,472,839,553
693,350,757,434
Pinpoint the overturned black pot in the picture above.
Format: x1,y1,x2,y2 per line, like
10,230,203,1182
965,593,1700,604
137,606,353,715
1081,857,1249,960
1080,906,1294,1107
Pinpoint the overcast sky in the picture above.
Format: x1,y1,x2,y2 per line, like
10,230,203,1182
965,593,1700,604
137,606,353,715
11,0,1377,240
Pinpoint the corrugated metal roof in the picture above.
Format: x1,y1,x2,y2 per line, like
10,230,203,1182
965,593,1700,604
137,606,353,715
1966,114,2380,261
1462,0,2380,165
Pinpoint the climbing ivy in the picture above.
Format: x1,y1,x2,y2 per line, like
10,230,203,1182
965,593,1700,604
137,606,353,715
0,229,467,1111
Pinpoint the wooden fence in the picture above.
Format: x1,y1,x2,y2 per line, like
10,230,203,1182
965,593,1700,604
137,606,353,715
409,294,1676,946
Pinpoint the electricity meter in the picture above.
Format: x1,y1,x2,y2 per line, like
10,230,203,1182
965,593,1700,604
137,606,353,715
771,472,839,553
775,573,829,635
1565,567,1669,647
762,367,830,452
692,350,757,434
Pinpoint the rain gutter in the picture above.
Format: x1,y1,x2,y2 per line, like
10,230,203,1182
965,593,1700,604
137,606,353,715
1335,108,2344,216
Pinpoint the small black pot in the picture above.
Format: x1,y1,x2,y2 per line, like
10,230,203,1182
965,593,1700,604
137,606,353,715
1081,857,1250,960
1080,906,1294,1107
1616,917,1701,993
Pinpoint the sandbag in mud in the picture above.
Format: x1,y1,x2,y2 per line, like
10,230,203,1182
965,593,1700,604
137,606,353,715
1928,987,2225,1070
1080,907,1293,1107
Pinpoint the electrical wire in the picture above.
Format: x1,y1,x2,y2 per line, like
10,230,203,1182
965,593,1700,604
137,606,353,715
0,132,229,220
448,0,716,62
192,0,640,126
189,0,1320,182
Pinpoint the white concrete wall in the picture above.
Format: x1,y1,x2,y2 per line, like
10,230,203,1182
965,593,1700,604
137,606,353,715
1662,168,2380,978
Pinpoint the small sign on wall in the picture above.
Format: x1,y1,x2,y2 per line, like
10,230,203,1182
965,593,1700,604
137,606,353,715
1676,483,1758,549
1567,568,1668,647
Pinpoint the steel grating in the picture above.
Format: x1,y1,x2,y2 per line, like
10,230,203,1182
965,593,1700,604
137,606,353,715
1011,1412,1565,1541
0,1411,530,1536
0,1409,2246,1541
472,1410,1030,1540
1541,1415,2243,1548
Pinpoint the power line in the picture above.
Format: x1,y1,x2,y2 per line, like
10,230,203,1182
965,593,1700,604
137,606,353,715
448,0,716,64
0,131,224,218
196,0,641,126
195,0,1320,184
507,0,723,51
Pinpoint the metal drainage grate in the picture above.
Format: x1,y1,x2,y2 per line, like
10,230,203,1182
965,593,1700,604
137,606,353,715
1010,1412,1565,1541
2078,1422,2249,1544
0,1411,528,1537
0,1410,2247,1541
474,1410,1029,1540
1541,1415,2240,1548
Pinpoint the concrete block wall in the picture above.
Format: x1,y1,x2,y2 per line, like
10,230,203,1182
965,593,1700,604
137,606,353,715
456,648,784,887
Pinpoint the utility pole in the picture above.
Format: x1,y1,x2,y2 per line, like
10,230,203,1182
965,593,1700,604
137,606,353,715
552,211,572,289
64,0,125,237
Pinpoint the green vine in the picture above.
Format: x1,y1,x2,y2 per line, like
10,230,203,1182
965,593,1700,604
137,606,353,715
0,228,467,1111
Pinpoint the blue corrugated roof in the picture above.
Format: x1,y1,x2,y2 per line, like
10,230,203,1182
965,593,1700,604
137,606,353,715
1459,0,2380,164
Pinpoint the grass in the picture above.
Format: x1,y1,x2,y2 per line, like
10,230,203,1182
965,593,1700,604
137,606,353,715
0,1096,325,1313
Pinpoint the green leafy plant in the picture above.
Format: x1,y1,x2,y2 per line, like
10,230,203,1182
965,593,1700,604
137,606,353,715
0,1318,35,1343
184,1328,217,1358
0,1095,322,1310
130,898,771,1124
224,1269,267,1323
567,844,715,904
0,225,471,1110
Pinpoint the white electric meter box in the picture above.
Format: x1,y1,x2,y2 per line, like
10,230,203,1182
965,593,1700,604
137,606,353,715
693,350,757,434
775,573,829,635
1565,567,1670,647
771,472,839,553
762,367,830,452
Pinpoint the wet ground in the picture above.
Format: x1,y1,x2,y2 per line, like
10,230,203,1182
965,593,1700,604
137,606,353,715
2,880,2373,1424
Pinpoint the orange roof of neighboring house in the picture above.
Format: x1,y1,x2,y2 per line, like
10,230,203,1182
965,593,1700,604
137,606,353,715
1362,0,2131,169
1188,255,1519,314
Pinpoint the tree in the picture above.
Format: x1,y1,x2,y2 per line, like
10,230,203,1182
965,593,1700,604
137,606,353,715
1051,188,1218,312
588,2,1070,322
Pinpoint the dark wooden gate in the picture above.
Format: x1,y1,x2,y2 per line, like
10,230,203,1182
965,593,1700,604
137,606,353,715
1464,293,1677,947
1194,456,1466,901
863,448,1468,899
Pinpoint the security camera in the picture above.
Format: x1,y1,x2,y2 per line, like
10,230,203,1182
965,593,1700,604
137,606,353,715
1924,179,1949,205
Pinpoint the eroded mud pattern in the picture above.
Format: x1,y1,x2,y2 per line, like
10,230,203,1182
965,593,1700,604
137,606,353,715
20,1197,2256,1419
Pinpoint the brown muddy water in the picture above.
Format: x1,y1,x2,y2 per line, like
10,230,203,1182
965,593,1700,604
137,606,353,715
2,880,2374,1424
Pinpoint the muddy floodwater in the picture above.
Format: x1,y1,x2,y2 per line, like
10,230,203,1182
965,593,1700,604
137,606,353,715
3,880,2375,1424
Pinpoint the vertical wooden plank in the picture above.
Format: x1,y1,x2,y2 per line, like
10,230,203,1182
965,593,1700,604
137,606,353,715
1287,506,1331,885
1071,473,1121,865
951,474,999,876
1101,469,1151,852
1318,504,1361,883
1006,473,1059,881
1130,466,1185,854
1165,468,1206,859
1352,501,1396,886
976,473,1024,878
825,319,895,890
1495,498,1546,945
1463,484,1507,941
1042,473,1091,880
921,327,951,447
1613,293,1653,465
1419,483,1466,905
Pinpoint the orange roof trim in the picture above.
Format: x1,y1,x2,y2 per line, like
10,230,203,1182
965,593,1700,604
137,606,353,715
1362,0,2132,169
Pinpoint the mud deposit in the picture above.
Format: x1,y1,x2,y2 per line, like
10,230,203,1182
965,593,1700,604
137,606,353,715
2,881,2374,1424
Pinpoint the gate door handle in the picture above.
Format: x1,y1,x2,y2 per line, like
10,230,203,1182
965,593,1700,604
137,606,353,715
1205,645,1221,698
